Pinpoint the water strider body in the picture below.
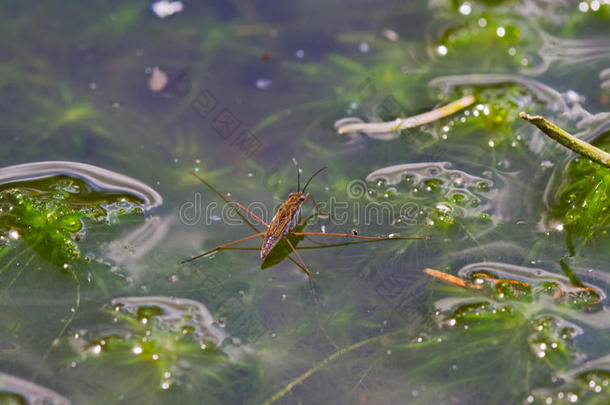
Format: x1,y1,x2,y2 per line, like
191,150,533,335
260,164,325,259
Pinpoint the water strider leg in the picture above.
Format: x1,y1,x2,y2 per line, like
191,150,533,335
181,232,266,264
293,232,426,241
191,172,270,229
282,235,314,294
302,193,328,216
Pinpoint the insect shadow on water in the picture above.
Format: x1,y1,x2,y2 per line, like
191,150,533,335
181,159,426,294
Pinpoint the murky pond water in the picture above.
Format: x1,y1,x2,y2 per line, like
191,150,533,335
1,1,610,404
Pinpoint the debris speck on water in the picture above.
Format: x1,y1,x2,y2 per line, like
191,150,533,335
148,66,168,92
382,29,399,41
256,78,272,89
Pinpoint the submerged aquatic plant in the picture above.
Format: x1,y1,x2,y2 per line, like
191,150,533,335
385,262,605,403
64,296,258,404
549,136,610,253
0,175,145,266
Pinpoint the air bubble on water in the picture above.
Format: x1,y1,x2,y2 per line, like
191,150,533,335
151,0,184,18
579,1,589,12
591,1,600,11
459,2,471,15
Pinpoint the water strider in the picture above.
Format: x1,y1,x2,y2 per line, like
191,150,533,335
181,159,425,290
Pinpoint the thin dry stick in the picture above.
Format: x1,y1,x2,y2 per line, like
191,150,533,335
336,95,475,134
520,112,610,169
424,268,482,290
262,332,395,405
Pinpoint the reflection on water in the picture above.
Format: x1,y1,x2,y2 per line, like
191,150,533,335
98,216,171,274
110,295,250,359
523,27,610,76
365,161,495,230
458,261,606,303
0,161,163,210
0,372,70,405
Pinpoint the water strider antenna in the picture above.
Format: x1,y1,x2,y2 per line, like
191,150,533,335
302,167,326,193
292,157,300,192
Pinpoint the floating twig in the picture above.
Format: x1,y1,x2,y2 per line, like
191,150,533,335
520,112,610,169
424,268,482,290
336,95,475,135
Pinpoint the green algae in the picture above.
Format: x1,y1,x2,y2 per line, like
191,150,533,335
0,176,144,266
